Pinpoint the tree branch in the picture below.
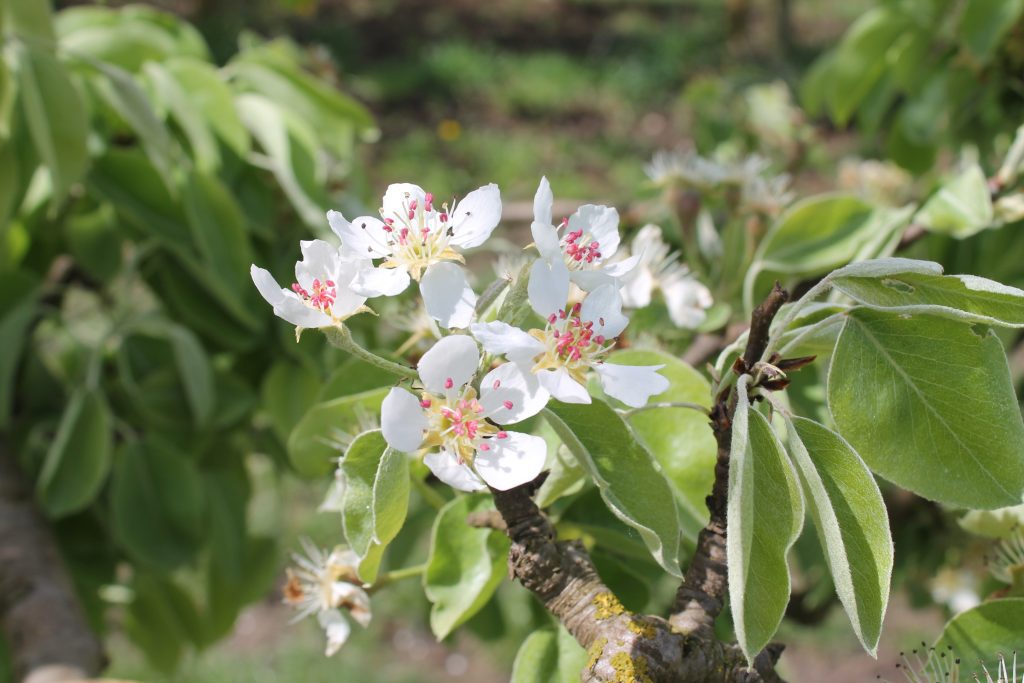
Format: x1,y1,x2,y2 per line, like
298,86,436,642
669,284,790,645
0,443,106,683
492,477,785,682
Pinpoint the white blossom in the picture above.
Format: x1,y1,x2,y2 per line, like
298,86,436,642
472,267,669,409
328,183,501,329
251,240,373,330
618,224,714,329
530,177,639,292
379,335,548,491
283,539,371,656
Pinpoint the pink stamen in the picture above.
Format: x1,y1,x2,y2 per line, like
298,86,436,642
496,431,508,439
444,377,454,389
503,400,514,410
420,399,432,408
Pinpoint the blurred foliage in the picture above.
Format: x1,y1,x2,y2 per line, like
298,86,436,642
0,0,378,672
803,0,1024,173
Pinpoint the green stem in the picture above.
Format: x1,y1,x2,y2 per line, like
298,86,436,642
323,325,418,381
368,563,428,593
622,401,709,417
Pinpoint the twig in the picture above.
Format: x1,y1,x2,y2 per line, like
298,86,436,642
669,284,790,646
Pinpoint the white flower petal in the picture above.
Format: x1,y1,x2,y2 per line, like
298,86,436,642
334,583,372,627
420,262,477,329
381,387,427,452
602,253,642,279
424,450,486,492
381,183,427,220
480,362,549,424
528,258,570,319
449,183,502,249
469,321,544,363
530,221,562,261
417,334,480,393
569,269,615,292
619,264,654,308
596,363,669,408
296,239,339,284
330,256,372,317
580,284,628,338
327,211,391,258
663,277,713,329
252,265,287,307
569,204,620,261
318,610,351,656
351,265,411,297
475,432,547,491
537,368,591,404
533,176,553,227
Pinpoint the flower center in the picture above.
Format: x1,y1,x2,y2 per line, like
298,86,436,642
292,278,337,315
420,380,510,464
558,218,601,271
373,191,463,281
528,302,614,382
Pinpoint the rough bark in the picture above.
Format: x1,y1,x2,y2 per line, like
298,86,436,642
0,445,105,683
488,284,792,682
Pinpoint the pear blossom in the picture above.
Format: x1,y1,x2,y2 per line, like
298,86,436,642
380,335,548,492
283,539,371,656
530,177,639,292
471,265,669,408
328,183,502,329
618,224,714,329
251,239,372,330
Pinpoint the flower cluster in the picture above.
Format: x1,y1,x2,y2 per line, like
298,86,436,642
252,178,681,493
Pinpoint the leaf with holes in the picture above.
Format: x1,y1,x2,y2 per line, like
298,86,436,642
828,308,1024,509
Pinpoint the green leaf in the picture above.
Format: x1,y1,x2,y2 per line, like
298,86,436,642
828,308,1024,509
823,7,912,125
234,93,327,227
164,58,249,157
915,165,994,238
958,0,1024,64
182,171,252,297
544,399,683,577
143,61,221,173
4,0,56,42
785,416,892,655
339,430,410,583
261,361,321,441
831,265,1024,328
511,625,588,683
423,495,509,640
728,378,804,663
0,271,37,427
934,599,1024,671
756,195,875,275
89,61,179,191
287,387,390,477
124,574,202,672
110,439,205,571
37,388,113,518
14,44,88,208
613,349,715,539
164,323,214,425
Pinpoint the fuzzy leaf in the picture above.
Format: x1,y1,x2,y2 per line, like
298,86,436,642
828,308,1024,509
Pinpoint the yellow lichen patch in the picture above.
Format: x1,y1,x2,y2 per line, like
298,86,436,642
627,618,657,639
586,637,607,671
609,652,653,683
592,592,626,620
